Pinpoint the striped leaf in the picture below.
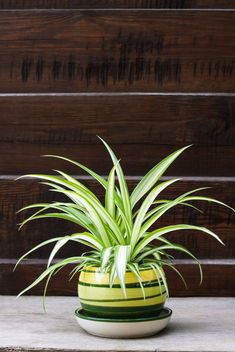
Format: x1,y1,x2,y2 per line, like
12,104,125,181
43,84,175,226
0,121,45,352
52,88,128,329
101,247,113,270
130,145,192,208
131,178,180,249
105,161,119,218
58,189,124,245
17,257,87,297
44,155,107,189
132,224,224,259
114,245,131,297
47,237,70,268
14,236,63,271
98,137,133,230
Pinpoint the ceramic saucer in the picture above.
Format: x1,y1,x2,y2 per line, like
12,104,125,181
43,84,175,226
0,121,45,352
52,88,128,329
75,307,172,338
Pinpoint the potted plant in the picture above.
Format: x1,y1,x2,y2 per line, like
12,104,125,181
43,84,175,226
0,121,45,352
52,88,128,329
15,138,233,338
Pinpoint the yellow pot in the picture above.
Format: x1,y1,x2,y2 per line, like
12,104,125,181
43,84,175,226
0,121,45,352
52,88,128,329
78,267,166,318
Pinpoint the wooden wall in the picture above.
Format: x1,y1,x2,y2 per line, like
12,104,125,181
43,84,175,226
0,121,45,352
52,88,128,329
0,0,235,296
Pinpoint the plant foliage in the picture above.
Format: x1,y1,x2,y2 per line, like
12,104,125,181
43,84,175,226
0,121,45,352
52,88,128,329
15,138,234,299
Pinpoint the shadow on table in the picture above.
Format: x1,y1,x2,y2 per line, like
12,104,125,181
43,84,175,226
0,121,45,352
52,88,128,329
157,319,205,338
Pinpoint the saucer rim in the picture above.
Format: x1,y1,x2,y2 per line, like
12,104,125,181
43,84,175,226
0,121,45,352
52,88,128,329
75,307,172,323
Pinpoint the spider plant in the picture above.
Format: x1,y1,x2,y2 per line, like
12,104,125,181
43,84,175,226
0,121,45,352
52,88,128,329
15,138,234,300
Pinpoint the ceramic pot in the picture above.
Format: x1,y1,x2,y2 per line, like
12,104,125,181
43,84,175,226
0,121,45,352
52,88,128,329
78,267,166,318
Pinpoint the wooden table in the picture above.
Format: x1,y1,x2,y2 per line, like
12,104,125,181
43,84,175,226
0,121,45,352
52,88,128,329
0,296,234,351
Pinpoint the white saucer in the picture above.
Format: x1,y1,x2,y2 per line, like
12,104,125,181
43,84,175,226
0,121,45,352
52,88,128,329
75,307,172,338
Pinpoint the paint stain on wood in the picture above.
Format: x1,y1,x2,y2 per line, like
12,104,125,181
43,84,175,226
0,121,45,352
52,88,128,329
117,31,165,56
21,57,33,82
19,56,235,86
35,57,44,81
193,60,234,79
135,0,187,9
154,59,181,84
18,30,234,86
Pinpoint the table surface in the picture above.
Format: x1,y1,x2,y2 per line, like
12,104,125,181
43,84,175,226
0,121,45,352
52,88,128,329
0,296,234,352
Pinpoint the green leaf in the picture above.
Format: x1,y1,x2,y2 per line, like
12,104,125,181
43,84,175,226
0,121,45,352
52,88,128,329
17,257,85,297
14,237,63,271
114,245,131,297
19,212,88,230
69,262,88,281
98,137,133,230
17,203,54,213
143,187,211,222
47,236,70,268
43,156,129,219
145,262,169,297
43,265,65,311
145,201,203,221
43,155,107,189
105,161,120,218
157,242,203,284
132,224,224,259
54,170,91,192
127,263,145,299
159,260,187,289
135,247,161,263
70,232,104,251
130,145,192,208
101,247,113,270
109,263,117,288
56,155,125,213
18,174,83,193
139,190,210,237
139,191,234,241
56,189,125,245
18,201,93,232
56,190,111,247
131,178,180,250
182,196,235,212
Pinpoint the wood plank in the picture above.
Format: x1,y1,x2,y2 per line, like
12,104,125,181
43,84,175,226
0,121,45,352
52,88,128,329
1,259,235,296
0,11,234,92
1,95,235,176
0,1,234,9
1,177,234,259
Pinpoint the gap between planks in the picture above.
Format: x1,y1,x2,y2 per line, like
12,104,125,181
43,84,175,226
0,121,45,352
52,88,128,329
0,93,235,97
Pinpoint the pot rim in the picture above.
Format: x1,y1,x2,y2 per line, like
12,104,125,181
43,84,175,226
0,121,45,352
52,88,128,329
81,266,158,273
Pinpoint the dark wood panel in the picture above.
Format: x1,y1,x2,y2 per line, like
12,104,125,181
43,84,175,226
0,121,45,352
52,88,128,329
1,95,235,176
1,177,234,259
0,1,234,9
0,11,234,92
1,259,234,296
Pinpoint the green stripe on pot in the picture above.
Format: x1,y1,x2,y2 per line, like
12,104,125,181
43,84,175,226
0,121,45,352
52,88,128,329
78,267,167,318
78,278,164,288
80,291,166,303
78,284,166,301
79,303,165,318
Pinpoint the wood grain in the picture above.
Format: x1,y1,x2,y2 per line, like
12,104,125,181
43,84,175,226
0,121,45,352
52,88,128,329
0,1,234,9
1,259,234,296
1,95,235,176
0,11,234,92
0,177,234,259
